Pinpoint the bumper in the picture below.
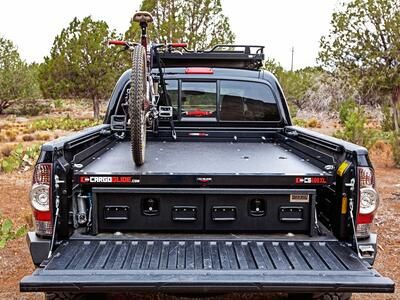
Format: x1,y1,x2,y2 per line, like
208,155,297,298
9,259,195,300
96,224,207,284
27,232,50,266
358,233,378,265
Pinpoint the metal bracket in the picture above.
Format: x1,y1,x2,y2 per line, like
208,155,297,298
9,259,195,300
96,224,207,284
345,178,356,192
286,129,299,137
159,106,173,118
111,115,127,132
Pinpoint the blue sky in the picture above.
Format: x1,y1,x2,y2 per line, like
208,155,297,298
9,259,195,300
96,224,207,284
0,0,341,70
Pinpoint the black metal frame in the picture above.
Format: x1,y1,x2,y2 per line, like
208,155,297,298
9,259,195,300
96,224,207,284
153,44,265,70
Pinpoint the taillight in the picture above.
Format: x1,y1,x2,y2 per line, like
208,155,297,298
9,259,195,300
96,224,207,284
356,167,379,238
30,163,53,236
185,67,214,74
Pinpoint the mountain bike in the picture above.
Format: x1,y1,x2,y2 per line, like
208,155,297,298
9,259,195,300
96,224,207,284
108,11,186,166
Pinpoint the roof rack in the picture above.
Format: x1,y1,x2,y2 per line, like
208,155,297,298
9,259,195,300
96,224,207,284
153,44,265,70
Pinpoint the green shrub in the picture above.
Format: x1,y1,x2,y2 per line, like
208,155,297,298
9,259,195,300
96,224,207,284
338,99,357,124
15,101,50,116
30,116,100,132
293,117,307,127
382,105,394,132
0,213,27,248
288,104,299,118
334,102,377,148
54,99,64,109
0,144,41,173
391,133,400,168
0,38,42,115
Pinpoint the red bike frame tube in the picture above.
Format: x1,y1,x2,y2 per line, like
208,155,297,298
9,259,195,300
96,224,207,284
108,40,127,46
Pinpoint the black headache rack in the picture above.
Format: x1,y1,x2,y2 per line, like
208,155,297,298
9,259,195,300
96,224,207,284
20,237,394,293
154,44,265,70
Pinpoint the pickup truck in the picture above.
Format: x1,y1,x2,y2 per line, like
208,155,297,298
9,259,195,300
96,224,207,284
20,45,394,300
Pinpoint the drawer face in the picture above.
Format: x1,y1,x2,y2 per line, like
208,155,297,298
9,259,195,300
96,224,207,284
172,206,198,222
211,206,237,221
96,194,204,232
205,195,312,232
279,206,304,222
94,193,314,234
103,205,129,221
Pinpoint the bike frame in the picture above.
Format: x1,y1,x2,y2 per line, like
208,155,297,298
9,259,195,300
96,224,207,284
108,20,187,139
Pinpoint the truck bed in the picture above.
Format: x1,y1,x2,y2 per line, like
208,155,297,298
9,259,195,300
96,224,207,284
75,140,332,187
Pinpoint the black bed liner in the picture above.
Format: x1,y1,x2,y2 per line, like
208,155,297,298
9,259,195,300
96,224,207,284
75,141,333,187
20,238,394,293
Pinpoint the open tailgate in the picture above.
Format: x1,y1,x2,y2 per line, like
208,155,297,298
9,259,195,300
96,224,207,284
20,238,394,294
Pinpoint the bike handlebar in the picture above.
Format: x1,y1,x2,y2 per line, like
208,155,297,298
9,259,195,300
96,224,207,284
108,40,188,52
152,42,188,50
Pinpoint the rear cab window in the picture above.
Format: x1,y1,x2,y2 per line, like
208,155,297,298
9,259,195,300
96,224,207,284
219,81,280,122
118,78,281,124
181,82,217,121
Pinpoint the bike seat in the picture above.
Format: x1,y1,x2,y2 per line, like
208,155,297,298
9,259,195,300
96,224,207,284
133,11,153,23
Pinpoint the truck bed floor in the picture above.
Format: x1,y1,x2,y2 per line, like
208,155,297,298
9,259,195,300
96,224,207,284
78,141,325,176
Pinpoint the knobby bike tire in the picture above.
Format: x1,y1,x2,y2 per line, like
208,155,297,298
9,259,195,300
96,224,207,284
129,45,147,166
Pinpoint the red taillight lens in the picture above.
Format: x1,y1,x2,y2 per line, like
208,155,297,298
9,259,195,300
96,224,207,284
33,164,51,185
33,210,52,221
30,163,53,236
359,167,375,187
356,167,379,238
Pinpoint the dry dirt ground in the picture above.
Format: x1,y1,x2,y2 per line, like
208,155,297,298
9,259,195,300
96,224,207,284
0,125,398,299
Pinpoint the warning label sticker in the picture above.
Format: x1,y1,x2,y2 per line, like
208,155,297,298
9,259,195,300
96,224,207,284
337,160,350,177
290,194,310,203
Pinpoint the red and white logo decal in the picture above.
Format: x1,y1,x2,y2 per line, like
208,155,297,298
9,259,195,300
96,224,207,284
80,176,90,183
295,177,327,184
196,177,213,183
79,176,139,184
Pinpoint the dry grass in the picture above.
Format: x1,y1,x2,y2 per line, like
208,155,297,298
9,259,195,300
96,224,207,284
22,127,35,134
22,135,35,142
0,144,14,158
0,133,7,143
5,130,17,142
34,133,50,141
307,118,322,128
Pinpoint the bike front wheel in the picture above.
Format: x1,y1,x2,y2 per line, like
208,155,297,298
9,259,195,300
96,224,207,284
129,45,147,166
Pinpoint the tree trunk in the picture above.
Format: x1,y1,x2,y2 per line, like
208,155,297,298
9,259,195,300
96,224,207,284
392,87,400,133
92,96,100,120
